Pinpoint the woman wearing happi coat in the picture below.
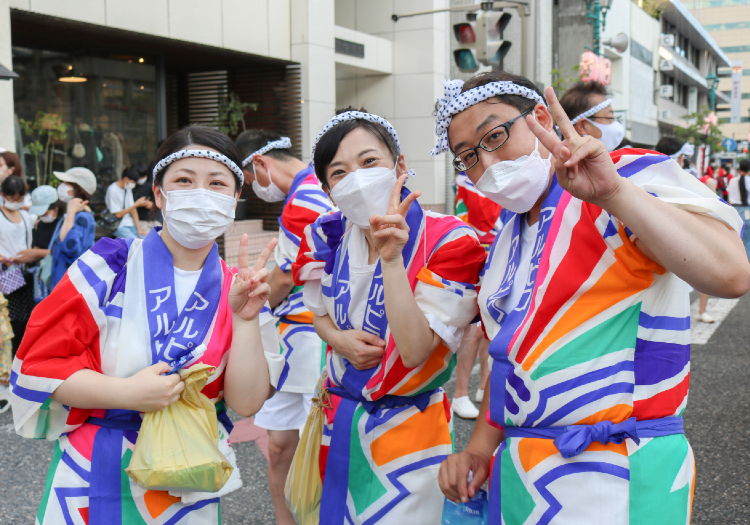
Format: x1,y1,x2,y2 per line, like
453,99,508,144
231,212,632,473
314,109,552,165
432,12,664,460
10,125,285,525
436,72,750,524
292,108,486,524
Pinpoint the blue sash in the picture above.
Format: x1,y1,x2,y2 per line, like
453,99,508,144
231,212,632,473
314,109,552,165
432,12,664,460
503,416,684,458
142,228,222,368
486,179,563,426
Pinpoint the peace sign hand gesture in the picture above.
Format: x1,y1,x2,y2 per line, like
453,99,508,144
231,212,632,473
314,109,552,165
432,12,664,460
525,87,623,207
370,174,421,265
229,235,277,321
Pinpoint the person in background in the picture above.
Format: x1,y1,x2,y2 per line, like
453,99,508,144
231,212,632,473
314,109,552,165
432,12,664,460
0,151,22,181
654,137,715,323
105,168,149,239
716,162,732,201
51,168,97,290
0,176,40,355
560,81,626,152
235,129,332,525
452,172,499,419
727,159,750,259
131,162,161,232
28,186,63,254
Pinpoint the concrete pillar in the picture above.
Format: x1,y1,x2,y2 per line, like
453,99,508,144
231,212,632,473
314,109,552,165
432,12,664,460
0,0,15,152
291,0,337,163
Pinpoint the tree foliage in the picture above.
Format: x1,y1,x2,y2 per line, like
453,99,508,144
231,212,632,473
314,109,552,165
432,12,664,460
19,112,70,186
212,92,258,136
674,106,724,152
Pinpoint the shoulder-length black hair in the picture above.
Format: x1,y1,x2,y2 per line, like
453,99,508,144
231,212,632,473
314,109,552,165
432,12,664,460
1,175,27,197
152,125,243,190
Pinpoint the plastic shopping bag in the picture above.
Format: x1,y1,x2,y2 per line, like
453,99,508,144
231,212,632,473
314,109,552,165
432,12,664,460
285,373,330,525
126,363,233,492
441,489,489,525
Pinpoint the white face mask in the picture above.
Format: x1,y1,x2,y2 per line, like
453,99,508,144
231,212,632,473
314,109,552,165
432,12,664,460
586,119,626,152
126,181,136,190
4,199,24,211
161,188,236,249
330,166,398,228
138,177,148,185
58,183,74,203
475,139,552,214
40,212,57,223
251,163,286,202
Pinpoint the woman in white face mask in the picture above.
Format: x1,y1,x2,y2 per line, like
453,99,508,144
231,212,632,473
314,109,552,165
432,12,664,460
435,72,750,524
10,125,285,525
292,108,486,525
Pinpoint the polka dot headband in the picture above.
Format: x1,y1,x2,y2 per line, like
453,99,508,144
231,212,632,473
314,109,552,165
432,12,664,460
312,111,415,176
152,149,244,187
242,137,292,167
431,79,547,156
569,98,613,125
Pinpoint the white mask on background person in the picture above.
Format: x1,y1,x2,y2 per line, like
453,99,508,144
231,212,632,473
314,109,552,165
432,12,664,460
330,166,399,228
251,163,286,202
585,118,626,152
58,183,74,203
39,212,57,223
161,188,236,249
138,177,148,185
475,138,552,214
126,181,136,190
3,199,24,211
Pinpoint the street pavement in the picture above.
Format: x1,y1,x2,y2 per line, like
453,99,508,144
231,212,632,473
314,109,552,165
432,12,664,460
2,294,749,524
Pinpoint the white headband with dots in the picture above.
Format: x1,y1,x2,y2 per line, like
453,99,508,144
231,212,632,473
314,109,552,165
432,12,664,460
312,111,414,176
431,79,547,156
569,98,613,125
152,149,244,186
241,137,292,167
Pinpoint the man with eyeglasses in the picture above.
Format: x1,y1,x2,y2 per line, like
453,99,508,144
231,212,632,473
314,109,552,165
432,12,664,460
560,81,625,152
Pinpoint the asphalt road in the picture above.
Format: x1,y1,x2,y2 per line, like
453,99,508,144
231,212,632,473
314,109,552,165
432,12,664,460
2,294,749,524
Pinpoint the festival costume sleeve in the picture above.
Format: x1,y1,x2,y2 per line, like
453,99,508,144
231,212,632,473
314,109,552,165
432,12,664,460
611,149,744,235
301,279,327,316
276,181,332,272
11,238,129,440
292,210,342,285
259,305,285,388
456,174,503,243
413,219,485,350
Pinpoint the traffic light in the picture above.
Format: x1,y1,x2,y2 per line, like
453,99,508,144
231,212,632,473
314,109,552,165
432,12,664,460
452,21,479,72
477,11,512,68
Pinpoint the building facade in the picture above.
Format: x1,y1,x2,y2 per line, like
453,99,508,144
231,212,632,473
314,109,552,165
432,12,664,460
688,0,750,143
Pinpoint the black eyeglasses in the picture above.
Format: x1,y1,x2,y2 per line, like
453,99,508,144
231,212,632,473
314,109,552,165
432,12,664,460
453,109,532,171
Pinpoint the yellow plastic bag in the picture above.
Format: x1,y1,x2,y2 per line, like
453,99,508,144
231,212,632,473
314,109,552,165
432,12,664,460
126,363,233,492
285,374,331,525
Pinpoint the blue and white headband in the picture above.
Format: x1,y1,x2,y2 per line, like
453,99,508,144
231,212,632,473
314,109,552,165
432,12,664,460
569,98,613,125
241,137,292,167
312,111,414,176
431,79,547,156
152,149,245,186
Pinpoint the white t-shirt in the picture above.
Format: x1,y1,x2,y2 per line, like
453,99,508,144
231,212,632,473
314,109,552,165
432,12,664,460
106,182,135,229
727,175,749,206
0,209,33,259
174,267,202,314
477,218,539,340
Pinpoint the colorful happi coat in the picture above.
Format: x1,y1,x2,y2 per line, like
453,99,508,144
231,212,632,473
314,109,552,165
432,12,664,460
273,165,332,392
10,229,283,525
455,172,504,246
478,150,744,525
293,187,486,524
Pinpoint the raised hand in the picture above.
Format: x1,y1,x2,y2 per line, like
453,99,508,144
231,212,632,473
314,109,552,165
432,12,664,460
67,198,89,215
229,235,277,321
370,174,422,264
525,86,622,207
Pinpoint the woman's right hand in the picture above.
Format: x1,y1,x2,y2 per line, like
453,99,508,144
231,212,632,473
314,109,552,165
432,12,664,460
123,362,185,412
439,449,492,504
330,329,386,370
67,198,89,215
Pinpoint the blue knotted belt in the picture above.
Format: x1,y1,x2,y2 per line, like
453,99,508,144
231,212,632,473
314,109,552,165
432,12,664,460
503,416,684,458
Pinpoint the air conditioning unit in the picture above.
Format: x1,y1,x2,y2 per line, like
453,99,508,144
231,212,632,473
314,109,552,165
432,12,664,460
660,110,672,120
660,34,675,47
660,85,674,98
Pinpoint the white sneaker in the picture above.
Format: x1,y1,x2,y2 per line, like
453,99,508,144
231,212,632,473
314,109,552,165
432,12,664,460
452,396,479,419
697,312,715,323
0,384,10,414
475,389,485,403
